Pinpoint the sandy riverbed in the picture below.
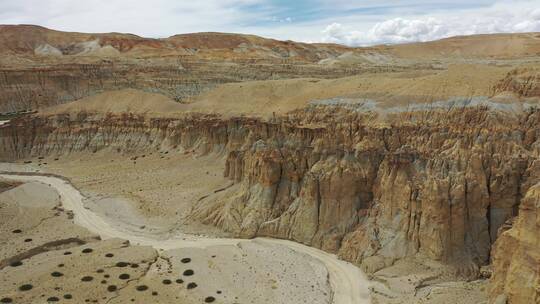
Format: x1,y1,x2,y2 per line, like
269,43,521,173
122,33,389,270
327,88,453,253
0,171,371,304
1,151,491,304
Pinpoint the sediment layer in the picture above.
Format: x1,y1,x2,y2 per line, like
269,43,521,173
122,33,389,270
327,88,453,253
1,107,538,295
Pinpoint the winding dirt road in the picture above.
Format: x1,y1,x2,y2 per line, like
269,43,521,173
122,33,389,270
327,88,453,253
0,172,371,304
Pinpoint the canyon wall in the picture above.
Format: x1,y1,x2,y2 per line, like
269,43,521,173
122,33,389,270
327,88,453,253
0,61,392,113
1,107,539,284
1,25,414,114
198,107,537,278
490,181,540,303
2,25,540,304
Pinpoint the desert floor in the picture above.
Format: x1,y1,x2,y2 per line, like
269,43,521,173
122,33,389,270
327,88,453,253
0,153,489,303
0,158,370,304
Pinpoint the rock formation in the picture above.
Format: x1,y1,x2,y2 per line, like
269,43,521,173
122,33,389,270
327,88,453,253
494,67,540,98
2,25,540,303
1,106,538,285
0,25,377,113
2,26,538,113
490,181,540,303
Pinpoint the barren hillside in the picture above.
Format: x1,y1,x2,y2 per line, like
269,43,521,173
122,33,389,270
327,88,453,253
1,25,539,304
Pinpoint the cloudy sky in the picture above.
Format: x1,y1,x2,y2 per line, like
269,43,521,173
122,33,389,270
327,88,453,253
1,0,540,45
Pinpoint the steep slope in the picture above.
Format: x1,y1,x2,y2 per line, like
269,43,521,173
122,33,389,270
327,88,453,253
1,105,538,278
41,89,185,116
2,25,539,114
1,26,540,304
0,24,154,55
494,66,540,97
0,27,371,113
490,182,540,303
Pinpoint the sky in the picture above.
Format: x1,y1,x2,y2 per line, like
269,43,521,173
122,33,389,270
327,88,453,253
1,0,540,46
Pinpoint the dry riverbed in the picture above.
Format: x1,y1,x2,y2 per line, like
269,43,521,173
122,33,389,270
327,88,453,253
1,152,488,304
0,164,370,304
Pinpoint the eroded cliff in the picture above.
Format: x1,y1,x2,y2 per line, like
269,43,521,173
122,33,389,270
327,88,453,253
2,26,540,303
490,181,540,303
0,25,398,113
1,106,538,288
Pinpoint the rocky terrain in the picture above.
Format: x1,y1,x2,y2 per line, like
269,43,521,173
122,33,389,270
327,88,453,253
0,172,339,304
1,25,540,304
2,25,539,113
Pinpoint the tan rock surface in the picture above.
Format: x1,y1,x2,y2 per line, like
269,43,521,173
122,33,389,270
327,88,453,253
2,25,539,113
490,181,540,304
2,25,540,304
3,102,539,304
1,106,537,273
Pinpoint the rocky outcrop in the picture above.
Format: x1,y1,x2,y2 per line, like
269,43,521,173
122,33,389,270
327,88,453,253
0,59,391,113
0,113,231,158
494,67,540,98
1,25,396,113
490,180,540,304
210,108,536,277
2,25,540,304
3,106,538,282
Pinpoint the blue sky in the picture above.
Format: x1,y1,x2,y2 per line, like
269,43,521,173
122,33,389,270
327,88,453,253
249,0,496,25
1,0,540,45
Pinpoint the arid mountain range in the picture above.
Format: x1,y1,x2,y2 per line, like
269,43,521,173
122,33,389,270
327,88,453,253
1,25,539,112
0,25,539,304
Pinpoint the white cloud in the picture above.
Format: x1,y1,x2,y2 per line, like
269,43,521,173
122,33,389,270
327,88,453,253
321,2,540,45
1,0,540,45
322,18,454,45
0,0,267,37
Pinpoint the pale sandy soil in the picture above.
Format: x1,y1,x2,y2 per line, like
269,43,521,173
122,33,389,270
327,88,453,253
41,151,230,235
41,90,186,117
117,242,332,304
0,178,335,304
4,153,490,304
0,171,370,304
369,258,489,304
1,237,160,304
42,64,516,119
0,180,96,261
186,64,511,117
